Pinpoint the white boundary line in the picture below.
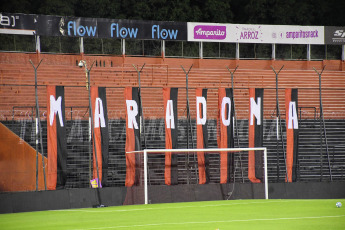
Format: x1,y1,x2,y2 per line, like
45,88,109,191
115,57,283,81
55,200,314,213
70,215,345,230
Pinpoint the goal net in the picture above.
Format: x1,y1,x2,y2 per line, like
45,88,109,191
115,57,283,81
125,147,268,204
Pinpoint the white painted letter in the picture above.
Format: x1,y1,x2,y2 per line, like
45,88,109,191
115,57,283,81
250,97,261,126
166,100,175,129
196,96,207,125
221,97,231,126
288,101,298,129
49,95,64,127
126,100,138,129
94,98,106,128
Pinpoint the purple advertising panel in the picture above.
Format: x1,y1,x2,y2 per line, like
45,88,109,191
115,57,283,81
194,25,226,40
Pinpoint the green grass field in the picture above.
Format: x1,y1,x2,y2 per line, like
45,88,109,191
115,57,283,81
0,199,344,230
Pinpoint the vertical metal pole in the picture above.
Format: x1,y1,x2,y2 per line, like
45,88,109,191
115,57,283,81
84,61,104,207
83,61,101,188
181,65,194,184
272,44,276,60
313,66,332,181
236,43,240,60
226,65,244,182
80,37,84,54
35,35,41,53
307,44,311,61
161,40,165,58
30,59,46,191
89,114,92,186
199,42,203,59
122,39,125,56
132,64,147,150
271,65,288,182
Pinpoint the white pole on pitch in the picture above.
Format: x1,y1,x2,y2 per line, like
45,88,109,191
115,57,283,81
144,149,148,205
264,148,268,199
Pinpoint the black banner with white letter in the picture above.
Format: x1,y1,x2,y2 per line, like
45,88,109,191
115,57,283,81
47,85,67,190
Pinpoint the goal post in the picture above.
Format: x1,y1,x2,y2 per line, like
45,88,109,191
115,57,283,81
126,147,268,204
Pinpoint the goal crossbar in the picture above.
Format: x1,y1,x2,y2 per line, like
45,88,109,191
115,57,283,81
126,147,268,204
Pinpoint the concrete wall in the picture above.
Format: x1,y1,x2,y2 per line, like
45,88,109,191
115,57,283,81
1,182,344,214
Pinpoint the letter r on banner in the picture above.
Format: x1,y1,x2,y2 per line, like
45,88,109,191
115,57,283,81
126,100,139,129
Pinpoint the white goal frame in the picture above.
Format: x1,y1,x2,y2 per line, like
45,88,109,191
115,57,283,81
127,147,268,204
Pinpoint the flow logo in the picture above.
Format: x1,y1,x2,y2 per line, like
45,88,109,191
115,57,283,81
67,21,97,37
152,25,179,40
110,23,138,39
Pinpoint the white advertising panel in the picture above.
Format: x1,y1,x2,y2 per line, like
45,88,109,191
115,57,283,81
188,22,324,45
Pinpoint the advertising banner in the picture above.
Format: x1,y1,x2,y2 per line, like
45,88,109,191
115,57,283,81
0,12,36,35
325,26,345,44
1,12,187,40
188,22,324,45
38,16,187,40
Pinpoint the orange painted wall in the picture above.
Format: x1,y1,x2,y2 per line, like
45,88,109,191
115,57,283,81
1,52,345,121
0,122,47,192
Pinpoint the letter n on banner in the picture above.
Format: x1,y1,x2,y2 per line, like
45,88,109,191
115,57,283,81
125,87,141,187
163,88,178,185
248,88,264,183
91,87,109,186
217,88,235,184
196,88,209,184
47,86,67,190
285,89,299,182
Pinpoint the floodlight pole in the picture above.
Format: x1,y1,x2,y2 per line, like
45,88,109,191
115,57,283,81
30,59,46,191
313,66,332,181
226,65,244,183
132,64,147,149
182,64,194,184
271,65,289,182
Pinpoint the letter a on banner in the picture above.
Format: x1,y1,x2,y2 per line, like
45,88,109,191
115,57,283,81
196,88,209,184
124,87,141,187
285,88,299,182
91,87,109,186
248,88,264,183
47,86,67,190
217,88,235,184
163,88,178,185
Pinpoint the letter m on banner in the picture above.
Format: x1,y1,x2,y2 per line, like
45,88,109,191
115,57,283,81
46,86,67,190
